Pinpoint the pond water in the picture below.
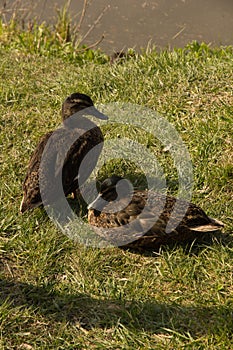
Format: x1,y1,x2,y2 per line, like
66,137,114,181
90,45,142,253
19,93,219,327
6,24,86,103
1,0,233,53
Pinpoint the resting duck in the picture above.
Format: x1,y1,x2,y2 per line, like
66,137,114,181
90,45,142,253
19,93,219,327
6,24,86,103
20,93,108,213
88,175,224,250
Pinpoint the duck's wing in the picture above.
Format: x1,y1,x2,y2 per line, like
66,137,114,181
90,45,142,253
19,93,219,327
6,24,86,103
126,192,224,247
20,131,53,213
122,199,224,250
23,132,54,181
21,121,104,213
147,192,224,232
21,127,74,212
61,125,104,195
173,200,224,232
38,126,87,192
20,126,83,212
188,217,224,232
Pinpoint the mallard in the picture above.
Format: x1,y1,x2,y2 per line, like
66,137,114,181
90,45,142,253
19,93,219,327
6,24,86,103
20,93,108,213
88,175,224,250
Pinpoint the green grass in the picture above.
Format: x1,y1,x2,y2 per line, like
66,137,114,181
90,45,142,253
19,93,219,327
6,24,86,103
0,14,233,349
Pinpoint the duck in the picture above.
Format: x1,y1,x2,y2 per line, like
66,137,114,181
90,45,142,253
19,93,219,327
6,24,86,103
20,93,108,213
87,175,224,250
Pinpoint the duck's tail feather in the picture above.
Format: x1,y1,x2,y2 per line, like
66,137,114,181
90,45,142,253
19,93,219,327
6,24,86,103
190,217,224,232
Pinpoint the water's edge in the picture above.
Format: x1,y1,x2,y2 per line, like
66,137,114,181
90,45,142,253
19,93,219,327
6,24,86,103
1,0,233,52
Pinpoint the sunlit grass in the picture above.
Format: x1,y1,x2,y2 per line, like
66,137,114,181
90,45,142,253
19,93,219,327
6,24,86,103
0,11,233,349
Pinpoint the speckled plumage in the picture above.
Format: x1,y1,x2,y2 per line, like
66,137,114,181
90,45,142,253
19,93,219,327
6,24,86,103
88,176,224,250
20,93,108,213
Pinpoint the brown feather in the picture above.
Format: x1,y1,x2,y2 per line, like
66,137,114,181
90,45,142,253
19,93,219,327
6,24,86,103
20,93,107,213
88,176,224,250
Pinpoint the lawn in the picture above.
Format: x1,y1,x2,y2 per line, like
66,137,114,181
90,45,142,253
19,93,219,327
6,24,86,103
0,15,233,349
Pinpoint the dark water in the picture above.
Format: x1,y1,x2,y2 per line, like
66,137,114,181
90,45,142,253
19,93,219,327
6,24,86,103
1,0,233,52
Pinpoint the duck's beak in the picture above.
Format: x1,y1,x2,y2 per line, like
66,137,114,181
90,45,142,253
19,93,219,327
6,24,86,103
86,106,108,120
88,193,106,211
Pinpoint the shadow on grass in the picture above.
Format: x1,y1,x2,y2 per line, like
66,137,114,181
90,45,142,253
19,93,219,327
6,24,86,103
0,277,233,337
118,230,231,258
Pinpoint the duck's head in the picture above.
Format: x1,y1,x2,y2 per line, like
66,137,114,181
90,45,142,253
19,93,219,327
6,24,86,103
98,175,124,199
61,92,108,121
88,175,133,212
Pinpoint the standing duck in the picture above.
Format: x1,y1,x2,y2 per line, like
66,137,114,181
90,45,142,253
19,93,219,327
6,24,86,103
88,175,224,250
20,93,108,213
